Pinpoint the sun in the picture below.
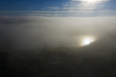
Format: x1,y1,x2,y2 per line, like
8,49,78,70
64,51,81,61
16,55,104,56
86,0,96,3
81,36,95,46
80,0,99,3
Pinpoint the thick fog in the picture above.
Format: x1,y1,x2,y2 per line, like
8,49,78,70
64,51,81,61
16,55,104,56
0,16,116,50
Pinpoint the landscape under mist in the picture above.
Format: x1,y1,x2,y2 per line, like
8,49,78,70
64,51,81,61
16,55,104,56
1,16,116,50
0,16,116,77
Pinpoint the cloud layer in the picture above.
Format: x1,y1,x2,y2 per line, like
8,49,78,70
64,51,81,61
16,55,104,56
0,16,116,50
72,0,109,3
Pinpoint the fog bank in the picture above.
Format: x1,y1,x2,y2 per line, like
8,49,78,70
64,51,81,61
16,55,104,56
0,16,116,50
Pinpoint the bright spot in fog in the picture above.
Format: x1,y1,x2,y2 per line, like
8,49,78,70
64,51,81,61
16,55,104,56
81,36,95,46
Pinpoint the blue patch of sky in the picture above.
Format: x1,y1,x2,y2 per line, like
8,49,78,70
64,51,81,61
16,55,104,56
0,0,116,16
0,0,70,11
0,0,115,11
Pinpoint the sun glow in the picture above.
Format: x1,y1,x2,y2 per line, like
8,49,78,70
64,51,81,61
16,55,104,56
84,0,97,3
77,0,107,3
81,36,95,46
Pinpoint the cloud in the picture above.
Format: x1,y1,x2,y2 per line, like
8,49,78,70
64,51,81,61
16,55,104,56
0,16,116,50
0,11,96,17
63,0,110,11
72,0,109,3
48,7,60,10
63,7,93,10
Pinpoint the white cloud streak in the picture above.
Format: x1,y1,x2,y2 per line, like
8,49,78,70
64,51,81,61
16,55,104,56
48,7,60,10
72,0,109,2
62,0,110,11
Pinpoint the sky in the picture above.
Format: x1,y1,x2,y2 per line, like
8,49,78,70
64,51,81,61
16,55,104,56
0,0,116,17
1,0,116,50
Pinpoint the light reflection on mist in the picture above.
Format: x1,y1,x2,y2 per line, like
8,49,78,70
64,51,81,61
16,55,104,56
0,17,116,50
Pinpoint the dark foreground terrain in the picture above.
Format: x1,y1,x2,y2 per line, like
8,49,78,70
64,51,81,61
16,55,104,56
0,45,116,77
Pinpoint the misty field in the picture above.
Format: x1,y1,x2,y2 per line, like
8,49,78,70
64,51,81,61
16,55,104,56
1,17,116,77
1,0,116,76
0,45,116,77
